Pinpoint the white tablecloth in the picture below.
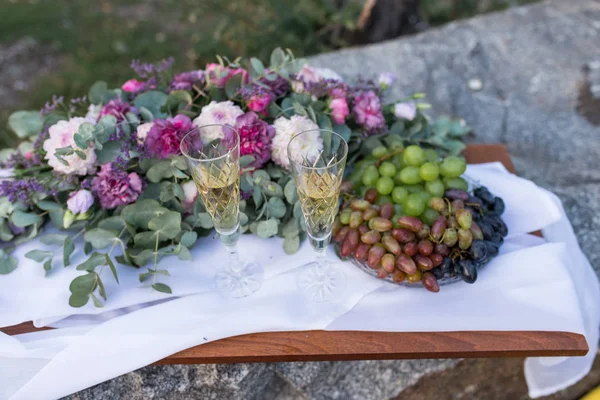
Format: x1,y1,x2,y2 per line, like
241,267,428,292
0,163,597,399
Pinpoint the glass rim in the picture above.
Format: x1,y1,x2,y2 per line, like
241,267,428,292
287,129,348,170
180,123,240,162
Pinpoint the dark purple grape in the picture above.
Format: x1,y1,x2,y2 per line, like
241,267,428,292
474,187,495,206
431,266,444,280
492,197,505,215
445,189,469,201
456,259,478,283
465,206,481,221
467,196,484,208
380,203,395,220
484,240,499,257
469,240,488,262
434,243,450,257
478,220,494,240
440,257,453,276
490,232,504,245
470,221,484,241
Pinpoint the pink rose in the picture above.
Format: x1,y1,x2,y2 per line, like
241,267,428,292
330,97,349,125
247,92,272,114
121,79,145,93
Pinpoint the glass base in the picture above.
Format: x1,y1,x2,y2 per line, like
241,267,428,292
297,261,346,302
215,262,264,298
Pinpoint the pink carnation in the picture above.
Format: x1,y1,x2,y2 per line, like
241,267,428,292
353,91,385,134
145,115,193,159
99,98,132,122
121,79,146,93
234,112,274,169
247,91,272,114
206,63,248,88
330,97,349,125
91,164,143,209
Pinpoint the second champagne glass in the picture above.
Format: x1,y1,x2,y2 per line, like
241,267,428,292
287,129,348,302
180,124,263,298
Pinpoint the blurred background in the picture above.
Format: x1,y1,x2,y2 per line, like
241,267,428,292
0,0,537,148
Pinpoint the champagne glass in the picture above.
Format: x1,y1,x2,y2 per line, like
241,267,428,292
287,129,348,302
181,124,263,298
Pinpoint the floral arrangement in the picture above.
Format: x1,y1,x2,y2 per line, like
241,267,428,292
0,48,470,307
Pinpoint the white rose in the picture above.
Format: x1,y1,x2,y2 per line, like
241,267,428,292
66,189,94,214
43,118,97,175
271,115,322,170
136,122,154,145
85,104,100,122
192,101,244,142
394,102,417,121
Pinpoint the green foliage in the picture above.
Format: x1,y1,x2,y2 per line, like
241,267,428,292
8,111,43,138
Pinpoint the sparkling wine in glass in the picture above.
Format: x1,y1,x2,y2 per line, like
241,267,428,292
288,129,348,302
181,124,263,298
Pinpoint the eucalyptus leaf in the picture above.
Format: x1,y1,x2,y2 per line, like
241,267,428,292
8,110,43,138
40,233,68,246
284,180,298,204
36,200,62,211
91,293,104,308
152,283,172,294
148,211,181,240
96,141,122,163
43,259,52,272
134,91,168,119
177,245,193,261
69,293,90,308
63,236,75,267
84,228,117,249
261,181,283,198
130,249,155,267
134,231,159,249
25,249,52,262
139,107,154,122
76,252,107,271
239,155,255,167
196,213,214,229
180,231,198,248
256,218,278,239
88,81,116,105
147,160,176,183
266,197,287,218
69,272,97,295
11,210,42,227
0,251,18,275
122,199,167,229
283,235,300,254
98,216,126,232
106,255,119,283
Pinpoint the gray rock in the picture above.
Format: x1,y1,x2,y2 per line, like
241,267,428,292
68,1,600,399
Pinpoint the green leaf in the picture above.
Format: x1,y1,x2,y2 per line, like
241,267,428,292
122,199,168,229
196,213,214,229
225,73,243,98
10,210,42,227
139,270,153,283
261,181,283,198
332,123,351,143
36,200,62,211
134,231,159,248
270,47,286,67
130,249,155,266
69,272,97,295
105,255,119,284
253,186,263,208
177,245,193,261
88,81,116,105
148,211,181,240
152,283,172,294
257,218,278,238
139,106,154,122
8,111,43,138
284,180,298,204
25,249,53,262
267,197,287,218
0,251,18,275
76,252,107,271
63,236,75,267
281,218,300,238
97,276,107,301
43,259,52,272
250,57,265,75
90,293,104,308
40,233,68,245
180,231,198,247
239,155,255,167
49,209,65,229
98,216,126,232
283,235,300,254
134,91,168,119
0,219,13,242
69,293,90,308
84,228,117,249
146,160,174,183
96,141,122,164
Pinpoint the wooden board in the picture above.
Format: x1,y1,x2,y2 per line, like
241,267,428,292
1,144,589,364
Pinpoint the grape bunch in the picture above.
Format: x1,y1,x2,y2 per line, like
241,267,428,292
336,144,508,292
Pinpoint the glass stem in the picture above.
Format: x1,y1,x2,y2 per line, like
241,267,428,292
221,229,242,272
309,234,329,272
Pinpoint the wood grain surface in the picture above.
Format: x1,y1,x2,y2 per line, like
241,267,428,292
1,144,589,364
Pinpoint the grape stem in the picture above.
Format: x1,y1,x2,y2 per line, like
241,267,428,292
374,148,404,167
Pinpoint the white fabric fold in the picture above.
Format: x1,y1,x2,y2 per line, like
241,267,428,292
0,163,596,400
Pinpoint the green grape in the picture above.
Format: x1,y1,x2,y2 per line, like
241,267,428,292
360,186,372,197
440,156,467,178
392,153,405,169
404,184,425,193
362,165,380,186
392,213,405,228
421,208,440,226
443,177,469,191
425,179,445,197
376,176,394,195
379,161,397,178
404,193,426,217
392,187,409,204
403,145,426,166
394,204,404,215
416,191,432,204
371,146,388,158
419,162,440,181
424,148,439,163
399,166,422,185
376,194,393,205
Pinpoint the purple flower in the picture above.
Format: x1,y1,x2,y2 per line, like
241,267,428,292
353,91,385,134
91,163,143,209
242,85,273,115
378,72,396,89
171,70,205,91
0,178,45,205
40,95,64,116
233,112,274,169
122,79,146,94
145,114,193,159
99,98,132,122
67,189,94,214
131,58,174,79
259,73,290,98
